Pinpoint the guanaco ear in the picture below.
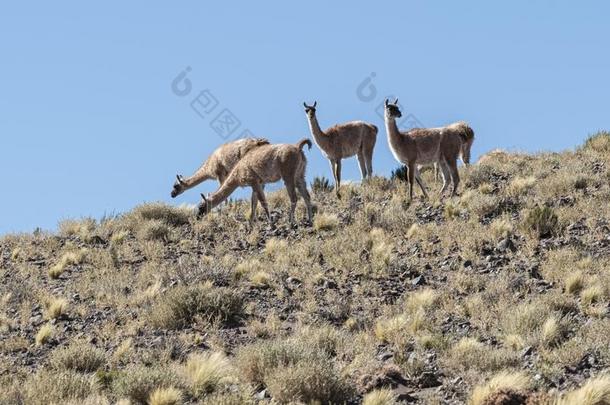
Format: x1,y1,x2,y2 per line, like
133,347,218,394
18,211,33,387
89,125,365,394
313,101,317,107
384,99,389,107
394,98,399,105
176,174,185,184
200,193,208,203
303,102,308,108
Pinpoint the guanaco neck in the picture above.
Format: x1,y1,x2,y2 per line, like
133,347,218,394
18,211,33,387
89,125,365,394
206,177,240,210
384,114,403,151
306,113,330,150
182,164,214,190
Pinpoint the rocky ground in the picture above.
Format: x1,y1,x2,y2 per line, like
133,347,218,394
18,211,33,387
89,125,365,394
1,133,610,405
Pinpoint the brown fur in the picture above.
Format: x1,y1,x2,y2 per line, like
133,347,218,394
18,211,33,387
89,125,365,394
430,121,475,180
384,99,465,199
304,102,378,196
171,138,269,198
197,139,313,225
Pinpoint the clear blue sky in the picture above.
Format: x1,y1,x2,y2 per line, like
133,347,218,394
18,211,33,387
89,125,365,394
1,1,609,234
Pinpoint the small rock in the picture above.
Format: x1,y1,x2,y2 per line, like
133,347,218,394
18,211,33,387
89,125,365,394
496,238,515,252
394,385,417,402
417,371,441,388
255,389,268,400
286,277,301,285
29,315,42,326
377,351,393,362
411,275,426,286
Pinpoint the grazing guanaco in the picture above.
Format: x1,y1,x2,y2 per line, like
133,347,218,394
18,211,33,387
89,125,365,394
303,101,377,196
197,139,313,225
171,138,269,198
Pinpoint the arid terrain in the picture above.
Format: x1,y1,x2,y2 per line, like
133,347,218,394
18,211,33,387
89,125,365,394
1,133,610,405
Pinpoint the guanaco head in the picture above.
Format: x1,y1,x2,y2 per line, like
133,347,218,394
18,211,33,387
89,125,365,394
303,101,317,118
196,193,211,218
384,98,402,119
171,175,187,198
455,123,475,165
461,137,474,165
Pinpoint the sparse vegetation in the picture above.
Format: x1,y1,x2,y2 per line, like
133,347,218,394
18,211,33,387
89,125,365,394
35,323,53,346
49,341,106,372
312,175,333,193
45,296,69,319
111,366,183,405
1,138,610,403
523,205,560,238
148,387,183,405
313,212,339,231
184,352,233,396
469,372,531,405
149,282,243,329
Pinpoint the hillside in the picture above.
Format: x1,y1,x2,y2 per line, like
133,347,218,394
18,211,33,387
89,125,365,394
1,133,610,405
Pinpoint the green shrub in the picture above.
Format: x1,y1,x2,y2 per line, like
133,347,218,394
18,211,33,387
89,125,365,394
111,366,182,405
131,203,191,227
265,358,352,404
149,283,243,329
311,176,332,193
23,370,96,405
523,205,559,238
236,330,353,403
137,220,170,241
390,165,409,182
49,341,106,373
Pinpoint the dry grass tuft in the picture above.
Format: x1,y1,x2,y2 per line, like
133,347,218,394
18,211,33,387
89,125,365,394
110,229,129,245
565,271,586,295
49,250,86,279
374,315,408,344
507,176,536,196
148,387,183,405
264,359,352,404
137,219,170,241
540,315,565,347
314,212,339,231
249,271,271,288
264,238,288,257
184,352,233,397
523,205,560,239
149,283,243,329
49,341,106,372
45,297,68,319
22,370,98,405
555,375,610,405
35,323,53,346
406,223,420,239
469,372,531,405
581,284,606,306
405,289,439,313
130,203,191,227
111,366,182,405
581,131,610,153
490,217,513,240
234,259,263,281
363,388,398,405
